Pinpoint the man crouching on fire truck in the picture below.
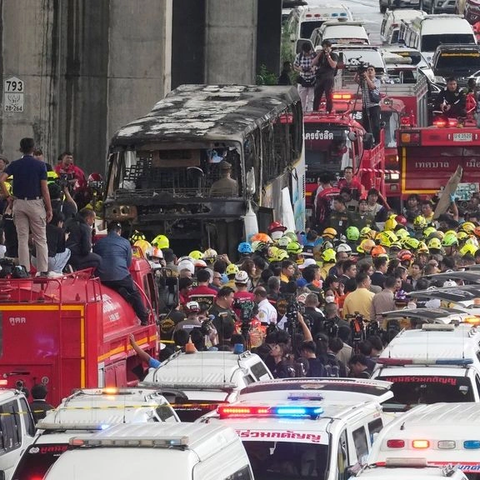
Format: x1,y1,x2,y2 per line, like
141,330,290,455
435,77,466,120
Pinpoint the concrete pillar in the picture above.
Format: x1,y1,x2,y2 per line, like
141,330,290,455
0,0,60,163
205,0,258,84
257,0,282,78
106,0,173,162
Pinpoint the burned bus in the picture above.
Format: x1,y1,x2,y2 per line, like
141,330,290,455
104,85,304,256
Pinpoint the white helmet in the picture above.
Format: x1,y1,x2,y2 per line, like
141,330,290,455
336,243,352,254
234,270,249,284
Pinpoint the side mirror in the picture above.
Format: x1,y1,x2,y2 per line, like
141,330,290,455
347,131,358,142
246,168,256,197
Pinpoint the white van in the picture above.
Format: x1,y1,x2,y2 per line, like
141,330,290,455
311,21,370,49
201,378,394,480
371,324,480,411
10,387,178,480
400,15,476,64
44,423,254,480
141,350,273,421
380,10,427,44
368,403,480,477
0,390,36,480
286,5,353,55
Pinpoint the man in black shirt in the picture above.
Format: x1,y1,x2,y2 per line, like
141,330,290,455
435,77,466,119
209,287,236,345
30,384,54,423
312,40,338,112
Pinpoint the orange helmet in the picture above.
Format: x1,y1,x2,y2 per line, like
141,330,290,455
371,245,387,257
250,233,273,244
357,238,376,254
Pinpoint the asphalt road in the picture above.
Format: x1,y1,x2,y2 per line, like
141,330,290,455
307,0,385,44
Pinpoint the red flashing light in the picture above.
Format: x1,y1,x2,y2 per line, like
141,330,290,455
413,440,430,449
306,13,312,17
314,13,322,17
218,406,270,418
387,439,405,448
400,116,411,126
0,380,8,386
433,119,447,128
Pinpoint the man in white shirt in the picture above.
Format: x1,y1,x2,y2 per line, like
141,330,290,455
254,286,278,325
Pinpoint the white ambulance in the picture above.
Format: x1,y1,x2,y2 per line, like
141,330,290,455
44,423,254,480
141,350,273,421
372,324,480,411
368,403,480,478
0,390,35,480
9,387,178,480
200,378,394,480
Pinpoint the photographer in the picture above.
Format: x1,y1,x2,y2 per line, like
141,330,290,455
49,182,78,220
312,40,338,113
293,43,316,112
355,65,381,145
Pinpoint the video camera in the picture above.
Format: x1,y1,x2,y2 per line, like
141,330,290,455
347,57,368,75
56,172,74,192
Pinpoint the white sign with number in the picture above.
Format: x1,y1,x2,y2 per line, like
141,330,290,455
4,76,24,112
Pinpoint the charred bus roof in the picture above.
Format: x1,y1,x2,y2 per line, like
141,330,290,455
110,84,301,148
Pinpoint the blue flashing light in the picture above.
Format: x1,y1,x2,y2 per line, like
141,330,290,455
274,406,323,418
464,441,480,449
340,12,347,15
435,358,473,366
331,13,339,16
100,424,110,430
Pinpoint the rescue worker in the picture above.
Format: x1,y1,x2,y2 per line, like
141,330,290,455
337,166,365,201
94,221,149,326
0,137,53,275
355,65,381,146
54,151,86,192
294,42,316,112
435,77,466,120
30,384,54,423
209,161,238,197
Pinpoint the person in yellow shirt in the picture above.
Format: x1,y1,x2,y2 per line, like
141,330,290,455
420,200,435,225
343,272,375,320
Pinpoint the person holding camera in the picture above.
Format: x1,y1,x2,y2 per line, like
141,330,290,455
355,65,381,145
293,42,317,112
312,40,338,113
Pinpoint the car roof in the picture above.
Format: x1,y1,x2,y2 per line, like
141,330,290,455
409,285,480,301
356,466,465,480
425,271,480,284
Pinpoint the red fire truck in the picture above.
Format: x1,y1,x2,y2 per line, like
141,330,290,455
0,258,158,405
304,102,388,220
397,124,480,201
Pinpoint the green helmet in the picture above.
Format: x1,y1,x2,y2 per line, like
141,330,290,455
322,248,336,263
404,237,420,251
277,236,291,249
346,226,360,241
287,241,303,255
274,250,289,262
442,233,458,247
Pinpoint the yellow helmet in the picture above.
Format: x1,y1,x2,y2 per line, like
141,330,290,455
417,241,429,253
427,237,442,250
47,171,58,183
321,248,336,263
377,231,398,247
360,226,376,240
457,231,469,242
189,250,204,260
151,234,169,249
413,215,427,229
130,230,146,243
460,244,478,257
203,248,218,262
384,216,398,232
465,236,479,248
423,226,437,239
225,264,239,276
274,250,290,262
323,228,338,239
358,238,376,254
133,239,152,256
395,228,409,240
461,222,476,234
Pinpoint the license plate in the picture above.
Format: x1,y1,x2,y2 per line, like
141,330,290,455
453,133,472,142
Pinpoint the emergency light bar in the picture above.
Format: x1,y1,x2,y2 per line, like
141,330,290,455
385,458,427,468
70,435,189,448
37,422,111,431
386,439,480,450
218,405,324,419
333,93,353,100
377,358,473,366
141,381,236,391
421,324,455,331
74,388,138,396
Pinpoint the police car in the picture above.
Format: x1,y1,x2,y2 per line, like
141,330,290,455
350,459,468,480
372,324,480,411
10,387,178,480
141,350,273,421
44,423,254,480
200,378,393,480
368,403,480,477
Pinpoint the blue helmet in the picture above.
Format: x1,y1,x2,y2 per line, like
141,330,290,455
238,242,253,254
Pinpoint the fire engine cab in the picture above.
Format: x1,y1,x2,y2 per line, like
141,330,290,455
0,258,159,406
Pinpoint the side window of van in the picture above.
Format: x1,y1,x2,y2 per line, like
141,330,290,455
367,418,383,446
0,400,22,455
337,429,349,480
352,426,369,461
380,19,387,36
19,398,36,437
250,362,270,381
475,375,480,399
224,465,254,480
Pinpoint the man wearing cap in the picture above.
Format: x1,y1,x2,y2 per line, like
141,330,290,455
0,138,52,275
94,221,149,325
209,161,238,197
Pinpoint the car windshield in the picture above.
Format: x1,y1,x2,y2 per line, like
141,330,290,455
244,441,329,479
421,34,475,52
301,21,324,39
304,125,352,175
12,443,72,480
435,51,480,71
378,375,475,411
